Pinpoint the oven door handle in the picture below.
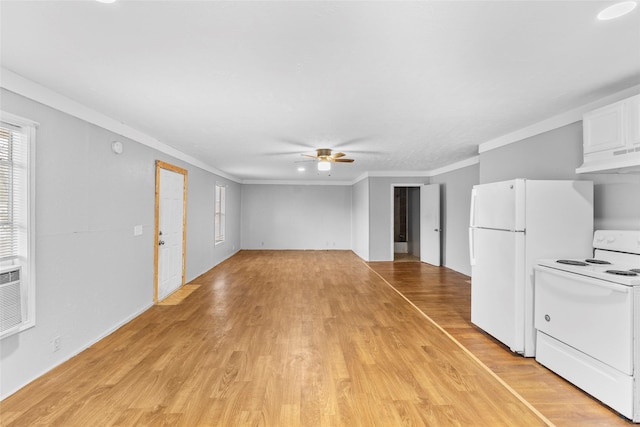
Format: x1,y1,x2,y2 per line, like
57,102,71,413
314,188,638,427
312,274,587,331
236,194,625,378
535,265,632,294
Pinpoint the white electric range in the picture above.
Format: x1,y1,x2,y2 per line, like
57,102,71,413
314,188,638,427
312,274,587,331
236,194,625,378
534,230,640,423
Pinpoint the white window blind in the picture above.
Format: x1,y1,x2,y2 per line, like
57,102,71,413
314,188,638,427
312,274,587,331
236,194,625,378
0,122,26,262
215,185,226,244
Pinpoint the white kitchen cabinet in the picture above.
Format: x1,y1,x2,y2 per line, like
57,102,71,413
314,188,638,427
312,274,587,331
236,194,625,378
583,100,626,154
577,94,640,174
626,95,640,148
583,94,639,154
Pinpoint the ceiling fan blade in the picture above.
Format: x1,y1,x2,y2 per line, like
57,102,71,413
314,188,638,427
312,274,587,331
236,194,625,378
334,158,354,163
301,154,318,159
332,152,346,159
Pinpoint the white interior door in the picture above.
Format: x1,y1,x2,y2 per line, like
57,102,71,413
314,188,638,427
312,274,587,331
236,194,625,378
420,184,441,266
156,164,186,301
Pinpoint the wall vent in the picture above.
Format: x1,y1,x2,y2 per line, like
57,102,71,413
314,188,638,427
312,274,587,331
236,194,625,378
0,267,22,335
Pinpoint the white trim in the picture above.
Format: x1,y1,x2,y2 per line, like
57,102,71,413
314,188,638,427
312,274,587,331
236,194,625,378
350,171,432,186
5,68,638,185
479,85,640,154
0,68,242,183
242,179,354,186
351,161,482,185
352,172,370,185
0,111,40,128
368,170,432,178
427,156,479,177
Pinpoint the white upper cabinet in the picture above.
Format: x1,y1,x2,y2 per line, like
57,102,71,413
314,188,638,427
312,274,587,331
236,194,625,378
583,100,626,154
578,94,640,174
626,95,640,149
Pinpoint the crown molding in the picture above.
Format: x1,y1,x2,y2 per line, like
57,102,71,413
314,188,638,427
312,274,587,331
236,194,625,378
6,67,635,186
479,84,640,154
427,156,479,177
242,179,354,186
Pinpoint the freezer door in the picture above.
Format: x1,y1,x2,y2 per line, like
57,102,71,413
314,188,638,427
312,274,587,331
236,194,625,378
471,227,525,353
470,179,525,231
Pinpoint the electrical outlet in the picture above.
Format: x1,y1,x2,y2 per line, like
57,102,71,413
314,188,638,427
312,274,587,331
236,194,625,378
52,336,61,352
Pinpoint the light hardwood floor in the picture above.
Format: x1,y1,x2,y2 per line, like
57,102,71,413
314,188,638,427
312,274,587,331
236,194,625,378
0,251,630,426
368,259,631,426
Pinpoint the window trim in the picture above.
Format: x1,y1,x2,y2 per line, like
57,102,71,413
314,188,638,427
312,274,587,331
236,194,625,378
0,111,37,338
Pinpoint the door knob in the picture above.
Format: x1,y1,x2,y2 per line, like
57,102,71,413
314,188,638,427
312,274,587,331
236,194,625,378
159,240,165,246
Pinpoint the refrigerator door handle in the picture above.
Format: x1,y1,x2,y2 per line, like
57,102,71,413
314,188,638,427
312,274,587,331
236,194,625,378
469,227,476,266
469,188,477,227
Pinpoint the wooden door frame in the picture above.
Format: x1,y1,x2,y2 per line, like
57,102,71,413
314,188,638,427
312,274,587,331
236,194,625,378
154,160,188,303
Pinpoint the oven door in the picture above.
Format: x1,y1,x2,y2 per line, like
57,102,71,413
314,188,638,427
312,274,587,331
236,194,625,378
534,265,633,375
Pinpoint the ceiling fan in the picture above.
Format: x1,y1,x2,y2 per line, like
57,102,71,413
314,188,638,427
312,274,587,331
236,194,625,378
302,148,355,171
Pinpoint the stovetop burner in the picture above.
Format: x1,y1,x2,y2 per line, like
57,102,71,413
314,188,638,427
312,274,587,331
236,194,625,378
557,260,589,266
585,259,612,265
605,270,639,277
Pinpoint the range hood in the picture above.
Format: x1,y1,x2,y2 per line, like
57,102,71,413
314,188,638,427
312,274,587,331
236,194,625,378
576,149,640,174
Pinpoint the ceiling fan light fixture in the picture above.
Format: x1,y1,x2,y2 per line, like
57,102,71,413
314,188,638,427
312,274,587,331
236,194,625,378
317,160,331,171
597,1,637,20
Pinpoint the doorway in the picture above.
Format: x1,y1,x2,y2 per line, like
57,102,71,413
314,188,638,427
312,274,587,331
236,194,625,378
391,183,441,265
154,161,188,302
392,185,421,261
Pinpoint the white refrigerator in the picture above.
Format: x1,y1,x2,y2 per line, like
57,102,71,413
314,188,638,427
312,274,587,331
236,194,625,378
468,179,593,357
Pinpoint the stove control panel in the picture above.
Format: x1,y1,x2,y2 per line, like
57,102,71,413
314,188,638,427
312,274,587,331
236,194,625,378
593,230,640,254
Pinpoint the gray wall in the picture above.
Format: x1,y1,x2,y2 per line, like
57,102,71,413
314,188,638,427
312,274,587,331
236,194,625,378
241,184,352,250
480,123,584,183
480,121,640,231
430,163,479,276
351,178,370,260
0,89,241,399
583,173,640,230
186,171,241,274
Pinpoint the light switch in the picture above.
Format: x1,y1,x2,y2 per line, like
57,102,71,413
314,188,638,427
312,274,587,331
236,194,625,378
134,225,143,236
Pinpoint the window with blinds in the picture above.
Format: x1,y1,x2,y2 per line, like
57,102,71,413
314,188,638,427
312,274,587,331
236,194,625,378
1,114,35,339
215,184,226,244
0,124,22,261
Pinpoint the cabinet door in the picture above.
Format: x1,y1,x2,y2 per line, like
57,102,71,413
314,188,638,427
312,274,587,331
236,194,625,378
626,94,640,148
583,101,626,154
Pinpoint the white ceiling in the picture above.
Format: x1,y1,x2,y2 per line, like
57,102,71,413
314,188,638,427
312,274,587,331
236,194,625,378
1,1,639,182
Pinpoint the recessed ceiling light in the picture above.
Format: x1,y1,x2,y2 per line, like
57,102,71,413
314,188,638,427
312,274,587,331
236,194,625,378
597,1,637,20
297,166,305,172
96,0,117,3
